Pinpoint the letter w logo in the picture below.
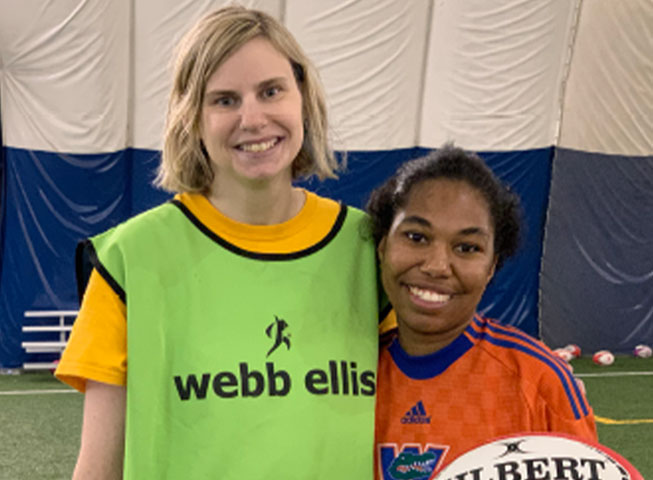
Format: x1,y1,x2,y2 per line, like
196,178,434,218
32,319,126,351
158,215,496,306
174,374,210,400
378,443,448,480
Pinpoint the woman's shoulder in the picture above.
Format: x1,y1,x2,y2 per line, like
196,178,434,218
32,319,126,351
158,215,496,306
308,190,367,215
472,316,565,376
90,199,182,253
305,190,371,234
473,316,590,418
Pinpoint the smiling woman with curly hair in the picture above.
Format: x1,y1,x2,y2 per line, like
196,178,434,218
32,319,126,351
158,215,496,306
369,144,597,479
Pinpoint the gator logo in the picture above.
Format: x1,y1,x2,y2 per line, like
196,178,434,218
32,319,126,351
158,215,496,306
390,452,437,479
379,443,448,480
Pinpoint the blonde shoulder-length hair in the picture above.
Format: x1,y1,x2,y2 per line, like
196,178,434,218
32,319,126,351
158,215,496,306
155,6,341,193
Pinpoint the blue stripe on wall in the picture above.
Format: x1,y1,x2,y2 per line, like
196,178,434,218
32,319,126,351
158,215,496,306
0,146,551,367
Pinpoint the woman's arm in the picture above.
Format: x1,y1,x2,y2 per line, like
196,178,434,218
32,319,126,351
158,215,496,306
73,380,126,480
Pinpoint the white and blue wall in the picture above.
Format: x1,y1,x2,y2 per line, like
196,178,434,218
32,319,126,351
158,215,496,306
1,0,652,367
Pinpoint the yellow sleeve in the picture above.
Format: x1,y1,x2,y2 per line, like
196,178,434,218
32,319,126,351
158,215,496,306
55,268,127,392
379,309,397,335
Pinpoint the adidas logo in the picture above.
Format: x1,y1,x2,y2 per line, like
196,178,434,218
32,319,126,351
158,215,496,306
400,400,431,424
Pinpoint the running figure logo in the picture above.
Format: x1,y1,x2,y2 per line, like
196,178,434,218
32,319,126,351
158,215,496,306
266,315,291,357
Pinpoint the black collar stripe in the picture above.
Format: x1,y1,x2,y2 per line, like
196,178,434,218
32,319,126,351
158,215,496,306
170,199,348,261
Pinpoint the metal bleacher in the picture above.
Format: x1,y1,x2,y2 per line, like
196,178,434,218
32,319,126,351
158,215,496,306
21,310,78,370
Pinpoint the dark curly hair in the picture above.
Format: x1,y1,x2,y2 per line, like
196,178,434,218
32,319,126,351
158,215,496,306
366,143,522,270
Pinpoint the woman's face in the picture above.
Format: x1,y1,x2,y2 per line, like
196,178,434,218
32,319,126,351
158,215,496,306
200,36,304,194
378,178,497,353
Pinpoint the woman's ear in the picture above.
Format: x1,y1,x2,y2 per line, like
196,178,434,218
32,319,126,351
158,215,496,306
487,255,498,281
377,237,387,262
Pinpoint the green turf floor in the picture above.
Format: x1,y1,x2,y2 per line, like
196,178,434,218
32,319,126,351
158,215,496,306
0,372,82,479
573,355,653,478
1,355,651,479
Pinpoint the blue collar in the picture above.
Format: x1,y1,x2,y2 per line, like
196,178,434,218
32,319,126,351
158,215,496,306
387,325,475,380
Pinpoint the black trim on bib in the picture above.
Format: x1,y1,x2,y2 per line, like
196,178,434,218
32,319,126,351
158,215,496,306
379,302,393,325
75,240,94,304
170,199,348,261
75,239,127,304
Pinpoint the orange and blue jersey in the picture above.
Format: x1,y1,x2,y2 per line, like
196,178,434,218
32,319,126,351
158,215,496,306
375,314,597,480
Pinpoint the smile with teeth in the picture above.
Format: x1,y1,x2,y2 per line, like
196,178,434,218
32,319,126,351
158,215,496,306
408,285,451,303
238,138,279,152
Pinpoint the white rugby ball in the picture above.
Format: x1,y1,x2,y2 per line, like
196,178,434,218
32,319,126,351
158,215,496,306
633,344,652,358
434,433,643,480
564,343,581,358
553,348,573,362
592,350,614,366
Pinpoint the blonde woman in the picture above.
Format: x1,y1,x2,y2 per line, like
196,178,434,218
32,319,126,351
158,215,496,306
57,7,382,479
